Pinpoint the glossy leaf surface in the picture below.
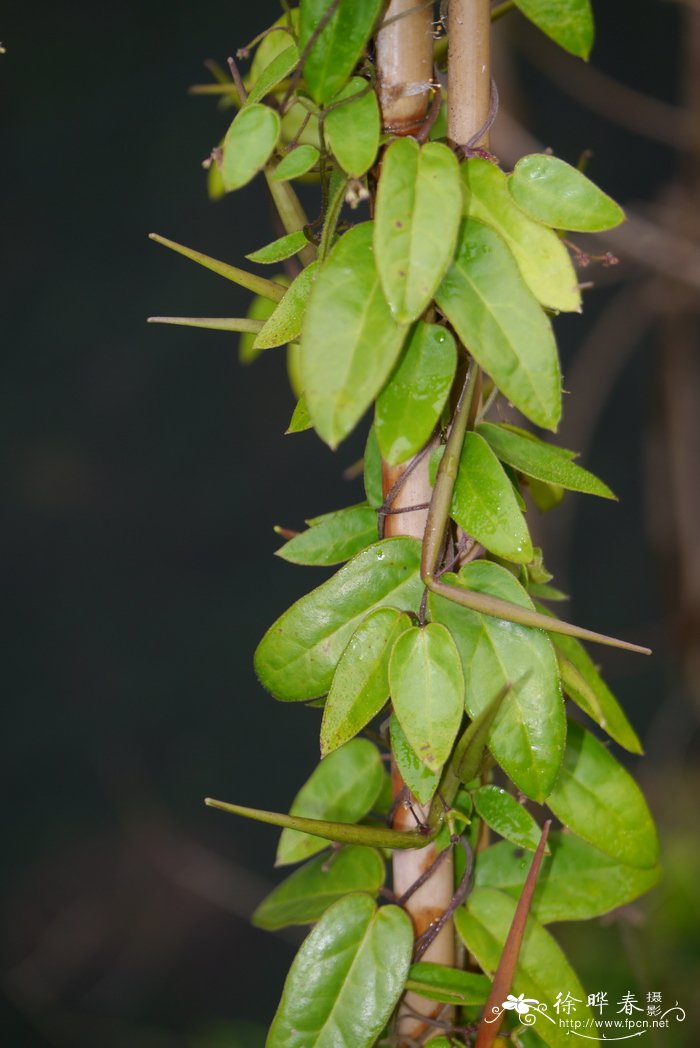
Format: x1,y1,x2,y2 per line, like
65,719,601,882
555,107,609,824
254,262,319,349
474,833,660,924
405,962,491,1005
428,562,565,801
550,630,642,753
300,223,407,448
376,323,456,466
390,624,465,773
277,740,384,865
325,77,380,177
473,785,545,853
253,846,385,929
222,104,280,191
435,219,561,430
276,504,377,566
462,157,580,313
299,0,384,104
271,144,320,182
245,44,299,107
255,537,422,701
477,422,615,499
546,721,658,868
321,608,411,755
246,230,309,264
375,139,463,324
509,154,625,232
390,715,441,806
451,432,533,563
455,888,596,1047
513,0,594,59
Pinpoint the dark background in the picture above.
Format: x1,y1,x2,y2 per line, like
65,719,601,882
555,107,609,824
2,2,699,1045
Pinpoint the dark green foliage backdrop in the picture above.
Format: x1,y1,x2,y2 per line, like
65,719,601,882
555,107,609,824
1,1,697,1045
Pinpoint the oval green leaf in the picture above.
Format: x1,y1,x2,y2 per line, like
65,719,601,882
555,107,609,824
473,785,546,852
222,104,280,191
276,739,384,865
325,77,380,177
376,322,457,466
271,144,320,182
462,157,581,313
474,832,660,924
253,846,386,930
513,0,594,60
249,11,299,85
375,138,463,324
255,536,423,701
321,608,411,755
299,0,384,104
267,893,413,1048
245,43,299,107
428,562,565,801
455,887,597,1048
300,223,407,448
276,504,378,566
509,154,625,232
390,623,465,773
390,714,442,806
247,230,309,264
435,219,561,430
239,281,289,363
254,262,319,350
546,721,658,868
406,962,491,1006
452,431,533,564
477,421,615,499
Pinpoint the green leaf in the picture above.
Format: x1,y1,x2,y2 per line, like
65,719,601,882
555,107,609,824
474,832,661,924
451,432,533,564
271,144,321,182
435,219,561,430
390,714,442,806
461,157,581,313
300,223,407,448
405,962,491,1006
455,888,597,1048
321,608,411,755
473,785,546,853
299,0,384,104
254,262,319,350
222,103,281,191
513,0,594,60
546,721,658,868
277,740,384,865
428,562,565,801
246,230,309,264
325,77,380,177
375,139,463,324
253,846,386,930
149,233,286,303
390,623,465,773
363,425,383,509
477,422,615,499
255,537,423,701
240,286,286,364
245,43,299,107
376,323,457,466
249,11,299,85
267,894,413,1048
277,504,378,566
449,682,514,789
509,154,625,232
287,394,313,433
550,631,642,753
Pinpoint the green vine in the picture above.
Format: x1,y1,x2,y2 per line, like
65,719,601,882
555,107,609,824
151,2,659,1046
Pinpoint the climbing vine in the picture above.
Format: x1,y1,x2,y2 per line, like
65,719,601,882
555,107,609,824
150,2,659,1046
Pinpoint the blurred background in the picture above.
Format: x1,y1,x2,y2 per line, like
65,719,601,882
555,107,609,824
2,1,699,1045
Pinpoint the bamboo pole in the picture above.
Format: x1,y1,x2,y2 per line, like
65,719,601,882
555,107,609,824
448,0,491,148
375,3,456,1043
